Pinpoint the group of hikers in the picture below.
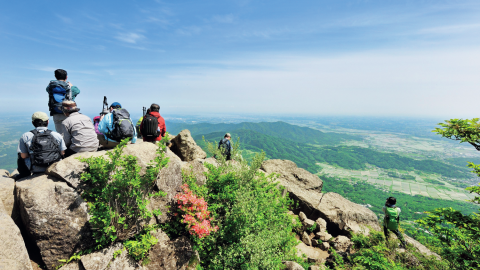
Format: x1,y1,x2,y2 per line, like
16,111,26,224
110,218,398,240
16,69,168,179
15,69,404,247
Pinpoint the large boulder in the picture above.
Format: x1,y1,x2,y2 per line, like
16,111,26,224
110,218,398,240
404,235,441,260
16,174,92,270
0,209,34,270
296,242,329,263
261,160,379,235
143,230,198,270
0,173,17,220
170,130,206,161
332,235,353,253
181,159,208,186
283,261,305,270
261,160,323,191
46,143,162,190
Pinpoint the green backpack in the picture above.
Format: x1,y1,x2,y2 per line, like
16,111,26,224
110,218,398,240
384,207,400,230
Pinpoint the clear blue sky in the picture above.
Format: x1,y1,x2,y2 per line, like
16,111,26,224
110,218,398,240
1,0,479,117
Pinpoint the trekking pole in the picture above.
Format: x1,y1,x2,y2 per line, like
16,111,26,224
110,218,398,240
100,96,109,115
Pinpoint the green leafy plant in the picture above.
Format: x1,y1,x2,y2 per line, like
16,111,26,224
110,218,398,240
414,119,480,270
124,230,159,261
79,138,168,249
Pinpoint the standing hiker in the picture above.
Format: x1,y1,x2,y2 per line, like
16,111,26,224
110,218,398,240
218,133,233,160
61,100,99,157
98,102,137,149
140,104,166,143
16,112,66,179
383,196,407,248
46,69,80,134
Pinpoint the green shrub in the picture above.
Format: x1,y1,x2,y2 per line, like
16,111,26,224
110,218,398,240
79,138,168,249
124,231,159,261
173,139,306,269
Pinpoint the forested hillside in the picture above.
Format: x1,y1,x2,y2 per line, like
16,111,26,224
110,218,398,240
194,129,471,179
168,121,357,146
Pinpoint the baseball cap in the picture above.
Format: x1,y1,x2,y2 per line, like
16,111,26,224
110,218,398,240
225,133,231,137
32,111,49,121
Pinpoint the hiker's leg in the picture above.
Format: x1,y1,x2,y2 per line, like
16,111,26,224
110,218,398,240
16,154,31,180
53,114,67,135
383,226,389,241
64,148,77,158
97,134,120,149
392,229,406,246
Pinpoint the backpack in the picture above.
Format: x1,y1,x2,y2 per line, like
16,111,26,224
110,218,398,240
218,139,231,156
106,109,134,141
384,206,400,231
141,114,160,138
29,130,62,167
48,81,71,114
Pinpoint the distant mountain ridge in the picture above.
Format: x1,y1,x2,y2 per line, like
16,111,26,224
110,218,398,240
167,121,357,146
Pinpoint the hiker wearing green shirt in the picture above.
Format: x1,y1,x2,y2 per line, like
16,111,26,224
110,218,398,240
382,197,406,248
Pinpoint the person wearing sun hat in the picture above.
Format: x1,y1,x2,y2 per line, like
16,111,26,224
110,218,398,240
16,111,66,179
61,100,99,157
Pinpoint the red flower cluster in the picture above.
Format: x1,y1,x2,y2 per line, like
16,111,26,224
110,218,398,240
174,184,218,238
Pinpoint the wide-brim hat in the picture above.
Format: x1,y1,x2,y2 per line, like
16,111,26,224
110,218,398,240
62,100,80,113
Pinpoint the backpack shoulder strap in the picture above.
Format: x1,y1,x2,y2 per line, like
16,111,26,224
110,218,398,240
30,129,38,136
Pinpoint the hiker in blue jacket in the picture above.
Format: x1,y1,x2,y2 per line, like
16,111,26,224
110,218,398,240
98,102,137,149
46,69,80,134
218,133,233,160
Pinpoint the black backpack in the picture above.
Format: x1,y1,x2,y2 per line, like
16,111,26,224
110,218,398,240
141,114,160,138
29,130,62,167
106,108,135,141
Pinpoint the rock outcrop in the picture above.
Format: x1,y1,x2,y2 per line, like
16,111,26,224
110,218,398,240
0,207,34,270
170,130,207,161
332,235,353,253
261,159,380,235
16,174,92,270
0,171,17,220
181,159,208,186
283,261,305,270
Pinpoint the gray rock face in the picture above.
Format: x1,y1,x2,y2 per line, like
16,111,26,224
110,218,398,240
315,232,332,242
47,143,162,190
332,235,353,253
0,210,33,270
0,169,9,177
302,231,312,246
170,130,207,161
404,235,441,260
58,262,84,270
144,230,197,270
261,160,379,236
181,159,208,186
319,242,330,251
261,160,323,191
298,212,307,222
302,218,315,229
16,175,92,270
284,261,305,270
81,243,123,270
296,242,329,263
315,218,327,233
0,174,17,220
202,157,218,167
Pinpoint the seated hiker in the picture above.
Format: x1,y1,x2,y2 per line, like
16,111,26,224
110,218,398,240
61,100,99,157
217,133,233,160
140,104,166,143
16,112,66,179
46,69,80,134
383,196,406,248
98,102,137,149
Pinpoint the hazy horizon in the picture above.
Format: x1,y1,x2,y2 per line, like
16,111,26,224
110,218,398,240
1,1,480,117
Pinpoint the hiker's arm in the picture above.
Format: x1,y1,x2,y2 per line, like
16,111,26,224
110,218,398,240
18,138,29,158
71,86,80,99
97,114,110,134
160,120,166,137
62,126,72,147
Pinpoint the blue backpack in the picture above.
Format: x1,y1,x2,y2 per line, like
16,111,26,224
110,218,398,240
47,81,72,114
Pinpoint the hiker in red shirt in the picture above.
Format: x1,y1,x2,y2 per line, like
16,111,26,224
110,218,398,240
140,103,166,142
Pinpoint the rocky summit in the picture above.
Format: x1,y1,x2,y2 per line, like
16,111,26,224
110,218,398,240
0,130,438,270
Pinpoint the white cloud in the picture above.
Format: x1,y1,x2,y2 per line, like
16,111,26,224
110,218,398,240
418,23,480,34
115,32,145,44
176,26,201,36
56,14,72,24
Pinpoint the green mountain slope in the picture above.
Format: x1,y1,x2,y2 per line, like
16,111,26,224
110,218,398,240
168,121,357,146
195,129,471,179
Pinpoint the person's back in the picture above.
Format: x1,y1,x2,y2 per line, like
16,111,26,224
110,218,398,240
218,133,232,160
61,101,99,156
140,104,166,142
382,197,406,248
98,102,137,149
17,112,66,179
46,69,80,133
